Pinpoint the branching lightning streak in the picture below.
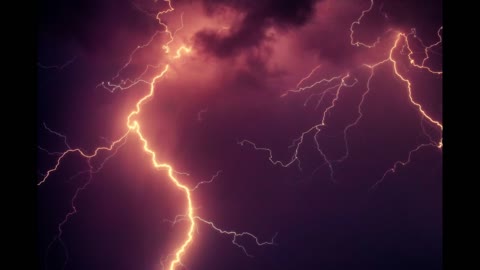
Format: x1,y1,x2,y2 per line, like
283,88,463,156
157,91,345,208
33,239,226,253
98,1,184,93
241,74,358,181
194,217,278,258
38,146,64,156
46,137,128,270
241,0,442,188
350,0,380,48
381,31,443,146
371,143,434,190
337,67,376,163
410,27,443,70
281,73,343,97
38,131,130,186
292,64,322,92
404,28,443,75
40,1,273,269
164,215,277,258
191,170,222,191
38,56,77,70
42,122,71,149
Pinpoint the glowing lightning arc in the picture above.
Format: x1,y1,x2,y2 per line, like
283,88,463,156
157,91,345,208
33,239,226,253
39,1,275,269
39,34,193,270
125,64,195,270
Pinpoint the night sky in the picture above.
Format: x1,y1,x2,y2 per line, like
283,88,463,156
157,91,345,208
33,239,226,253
37,0,442,269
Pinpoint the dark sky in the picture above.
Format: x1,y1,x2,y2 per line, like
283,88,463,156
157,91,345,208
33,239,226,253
37,0,442,269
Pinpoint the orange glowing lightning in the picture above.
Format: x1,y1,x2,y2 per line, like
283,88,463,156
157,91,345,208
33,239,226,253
124,64,194,270
371,30,443,147
39,1,274,269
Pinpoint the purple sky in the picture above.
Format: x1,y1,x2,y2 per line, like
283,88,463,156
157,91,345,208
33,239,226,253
37,0,442,269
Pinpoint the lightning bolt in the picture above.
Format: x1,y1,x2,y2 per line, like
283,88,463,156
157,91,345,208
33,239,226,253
164,214,277,258
241,0,442,188
38,56,77,71
190,170,222,191
39,1,274,269
350,0,380,48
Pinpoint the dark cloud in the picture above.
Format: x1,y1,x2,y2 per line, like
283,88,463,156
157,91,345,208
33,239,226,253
195,0,320,58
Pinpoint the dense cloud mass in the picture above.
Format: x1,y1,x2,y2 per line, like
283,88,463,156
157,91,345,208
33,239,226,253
195,0,319,57
37,0,442,269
